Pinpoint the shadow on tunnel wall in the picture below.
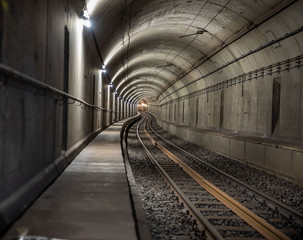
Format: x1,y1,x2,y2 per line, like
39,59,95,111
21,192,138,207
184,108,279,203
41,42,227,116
0,0,136,235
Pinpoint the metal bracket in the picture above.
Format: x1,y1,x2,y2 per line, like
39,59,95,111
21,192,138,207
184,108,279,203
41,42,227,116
179,29,207,39
268,65,273,76
295,57,301,69
67,99,75,105
285,60,290,72
276,64,281,74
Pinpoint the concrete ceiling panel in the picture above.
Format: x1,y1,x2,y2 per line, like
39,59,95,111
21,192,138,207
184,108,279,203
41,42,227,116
86,0,301,104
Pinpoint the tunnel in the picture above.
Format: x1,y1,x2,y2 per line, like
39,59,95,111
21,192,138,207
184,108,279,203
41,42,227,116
0,0,303,239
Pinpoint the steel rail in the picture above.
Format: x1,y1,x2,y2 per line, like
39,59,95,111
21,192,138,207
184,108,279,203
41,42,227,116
120,114,151,240
136,114,223,240
146,113,303,227
143,114,290,240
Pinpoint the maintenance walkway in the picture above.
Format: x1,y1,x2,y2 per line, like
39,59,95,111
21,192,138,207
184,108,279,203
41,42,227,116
3,119,140,240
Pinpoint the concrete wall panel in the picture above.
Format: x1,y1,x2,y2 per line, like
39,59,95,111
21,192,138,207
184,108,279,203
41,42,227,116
292,152,303,183
256,76,272,135
230,139,245,162
279,69,302,138
2,0,47,81
246,142,266,167
218,136,229,156
265,147,292,178
0,0,134,232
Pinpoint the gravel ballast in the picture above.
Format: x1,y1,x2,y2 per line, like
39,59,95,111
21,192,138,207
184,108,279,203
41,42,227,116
127,123,206,240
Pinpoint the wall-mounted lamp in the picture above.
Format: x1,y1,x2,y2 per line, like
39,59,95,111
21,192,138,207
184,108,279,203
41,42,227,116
101,65,106,73
82,20,91,28
81,9,91,28
83,9,90,19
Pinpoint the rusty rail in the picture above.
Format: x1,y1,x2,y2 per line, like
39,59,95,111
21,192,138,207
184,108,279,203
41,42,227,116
142,113,290,240
137,114,223,240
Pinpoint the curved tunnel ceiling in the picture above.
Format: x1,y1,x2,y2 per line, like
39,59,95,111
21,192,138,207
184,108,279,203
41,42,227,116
87,0,301,104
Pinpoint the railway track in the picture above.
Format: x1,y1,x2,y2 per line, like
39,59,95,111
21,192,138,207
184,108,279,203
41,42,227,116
135,112,303,240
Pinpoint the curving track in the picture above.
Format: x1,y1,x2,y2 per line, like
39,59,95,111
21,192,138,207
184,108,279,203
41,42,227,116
130,112,303,240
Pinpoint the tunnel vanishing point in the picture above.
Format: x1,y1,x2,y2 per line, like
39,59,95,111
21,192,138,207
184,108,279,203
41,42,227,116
0,0,303,235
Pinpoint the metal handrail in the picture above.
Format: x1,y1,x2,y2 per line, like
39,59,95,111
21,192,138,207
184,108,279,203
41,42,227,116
0,63,116,112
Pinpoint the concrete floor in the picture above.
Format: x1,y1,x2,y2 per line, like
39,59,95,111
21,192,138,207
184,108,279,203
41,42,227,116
2,121,138,240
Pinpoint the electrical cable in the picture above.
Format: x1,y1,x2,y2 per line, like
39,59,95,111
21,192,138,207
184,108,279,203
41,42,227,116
159,25,303,103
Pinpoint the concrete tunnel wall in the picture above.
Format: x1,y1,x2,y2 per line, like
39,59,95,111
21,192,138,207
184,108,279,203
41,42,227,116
1,0,303,234
148,1,303,186
0,0,136,233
